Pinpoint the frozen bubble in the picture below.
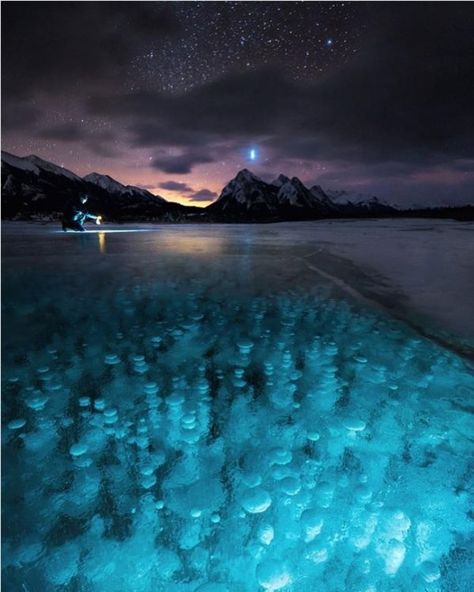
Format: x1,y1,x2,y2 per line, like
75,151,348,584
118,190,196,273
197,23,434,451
182,413,197,425
257,524,274,545
26,394,49,411
155,500,165,510
151,336,162,346
69,443,88,457
343,418,366,432
210,513,221,523
190,508,202,518
382,539,406,575
355,485,373,503
269,447,292,465
79,396,90,407
242,471,262,488
316,482,334,508
104,354,120,365
307,431,320,442
8,418,26,430
144,382,159,395
136,435,149,449
74,456,93,468
139,464,155,476
354,355,368,364
280,476,301,496
167,393,185,406
94,398,106,411
256,559,291,590
420,560,441,583
272,466,292,481
301,509,324,542
241,488,272,514
237,338,254,355
141,474,157,489
305,541,329,564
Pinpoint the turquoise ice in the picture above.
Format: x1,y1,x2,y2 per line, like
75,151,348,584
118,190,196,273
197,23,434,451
2,221,473,591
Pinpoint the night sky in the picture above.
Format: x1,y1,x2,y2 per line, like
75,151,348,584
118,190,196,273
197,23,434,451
2,1,473,206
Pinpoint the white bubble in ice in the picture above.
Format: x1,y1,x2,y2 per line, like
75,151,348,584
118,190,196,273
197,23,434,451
167,393,185,407
256,559,291,590
140,464,154,476
280,477,301,496
269,448,292,465
94,399,106,411
79,396,90,407
241,488,272,514
382,539,406,575
104,354,120,365
307,431,320,442
190,508,202,518
144,382,159,395
8,418,26,430
210,513,221,523
26,393,49,410
257,524,275,545
242,471,262,488
69,443,88,457
420,560,441,582
343,418,367,432
140,474,157,489
355,485,373,503
155,500,165,509
300,508,324,542
305,541,329,564
237,338,254,355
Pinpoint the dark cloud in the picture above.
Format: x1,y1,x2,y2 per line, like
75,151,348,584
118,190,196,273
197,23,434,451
189,189,218,202
86,4,474,171
2,100,42,131
37,124,85,142
151,151,214,174
1,2,178,98
158,181,193,192
2,2,473,203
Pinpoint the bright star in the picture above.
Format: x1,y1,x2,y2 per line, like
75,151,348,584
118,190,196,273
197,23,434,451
249,148,257,161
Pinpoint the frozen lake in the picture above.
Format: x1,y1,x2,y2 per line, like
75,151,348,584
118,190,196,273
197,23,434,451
2,220,474,591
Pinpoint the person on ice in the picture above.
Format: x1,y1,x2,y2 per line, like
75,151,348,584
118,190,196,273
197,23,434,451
62,194,101,231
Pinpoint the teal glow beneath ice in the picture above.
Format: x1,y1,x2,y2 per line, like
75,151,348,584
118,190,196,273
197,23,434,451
2,227,473,592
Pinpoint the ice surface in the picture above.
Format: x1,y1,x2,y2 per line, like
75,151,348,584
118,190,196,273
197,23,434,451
2,220,474,591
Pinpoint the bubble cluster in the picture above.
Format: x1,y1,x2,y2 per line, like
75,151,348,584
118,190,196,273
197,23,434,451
2,273,473,591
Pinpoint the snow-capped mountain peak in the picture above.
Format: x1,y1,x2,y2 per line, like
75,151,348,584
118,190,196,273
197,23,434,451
271,174,291,187
84,172,167,203
1,151,40,174
84,172,128,194
26,155,82,181
325,188,394,210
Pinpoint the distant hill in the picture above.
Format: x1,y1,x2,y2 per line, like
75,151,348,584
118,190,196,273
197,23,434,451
1,151,196,221
206,169,397,221
2,152,473,222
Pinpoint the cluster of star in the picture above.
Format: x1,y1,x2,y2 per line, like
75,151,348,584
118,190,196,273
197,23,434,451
130,1,365,94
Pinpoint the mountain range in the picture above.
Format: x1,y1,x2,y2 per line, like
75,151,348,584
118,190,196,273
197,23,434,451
1,151,472,222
